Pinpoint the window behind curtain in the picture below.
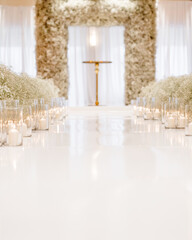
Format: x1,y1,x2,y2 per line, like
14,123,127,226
0,6,36,76
156,1,192,81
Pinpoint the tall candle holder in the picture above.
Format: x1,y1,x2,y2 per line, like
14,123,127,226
49,99,54,125
131,99,137,116
23,99,38,130
39,98,45,105
151,98,161,120
143,98,153,120
0,103,2,146
50,97,66,124
37,104,49,130
65,99,68,117
161,102,166,124
185,104,192,136
164,98,177,129
3,107,23,146
3,99,19,108
176,100,186,129
49,98,59,125
22,105,32,137
60,97,66,120
136,97,144,118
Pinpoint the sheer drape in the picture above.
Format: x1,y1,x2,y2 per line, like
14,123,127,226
156,1,192,81
68,26,125,106
0,6,36,76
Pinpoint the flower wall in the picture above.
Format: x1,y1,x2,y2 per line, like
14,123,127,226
35,0,156,104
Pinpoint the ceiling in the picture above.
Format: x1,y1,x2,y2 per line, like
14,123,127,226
0,0,189,6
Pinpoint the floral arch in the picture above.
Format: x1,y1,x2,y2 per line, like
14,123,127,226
35,0,156,104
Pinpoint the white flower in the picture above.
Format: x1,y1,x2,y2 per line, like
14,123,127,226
0,64,59,102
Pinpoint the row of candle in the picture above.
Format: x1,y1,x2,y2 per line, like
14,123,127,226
132,97,192,136
0,97,68,147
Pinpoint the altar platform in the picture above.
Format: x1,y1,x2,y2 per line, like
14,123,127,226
0,106,191,240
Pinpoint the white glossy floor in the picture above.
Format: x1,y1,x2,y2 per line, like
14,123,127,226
0,106,192,240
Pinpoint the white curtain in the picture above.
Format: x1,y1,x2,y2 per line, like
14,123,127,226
0,6,36,76
156,1,192,81
68,26,125,106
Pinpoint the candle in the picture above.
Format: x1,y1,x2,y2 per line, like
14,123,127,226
187,122,192,135
145,109,152,120
39,117,48,130
137,107,143,117
167,116,176,128
177,116,185,129
22,123,28,137
7,120,13,131
55,109,62,120
133,106,137,115
154,109,160,120
25,117,31,127
8,128,20,146
32,117,36,130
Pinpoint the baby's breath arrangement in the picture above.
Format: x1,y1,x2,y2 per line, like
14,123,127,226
140,74,192,104
0,64,59,102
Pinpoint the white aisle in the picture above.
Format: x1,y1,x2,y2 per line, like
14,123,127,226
0,107,192,240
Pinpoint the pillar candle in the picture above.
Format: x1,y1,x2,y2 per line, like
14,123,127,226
7,120,13,131
188,122,192,135
32,117,36,130
55,109,62,120
22,123,28,137
8,128,20,146
137,107,143,117
25,117,31,127
145,110,152,120
167,116,176,128
39,117,48,130
154,109,160,119
177,116,185,129
133,106,137,115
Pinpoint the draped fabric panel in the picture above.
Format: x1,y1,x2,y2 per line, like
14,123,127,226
68,26,125,106
156,1,192,81
0,6,36,76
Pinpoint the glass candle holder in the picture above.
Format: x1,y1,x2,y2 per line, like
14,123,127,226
53,98,63,122
151,98,161,120
176,100,186,129
136,97,144,118
39,98,45,105
50,97,66,124
3,107,23,146
0,105,3,146
131,99,137,116
161,102,166,124
37,104,49,130
185,104,192,136
49,98,59,125
164,99,177,129
3,99,19,108
23,99,38,130
22,105,32,137
143,98,153,120
65,99,68,117
60,97,66,120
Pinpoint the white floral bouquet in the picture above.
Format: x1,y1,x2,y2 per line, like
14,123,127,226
0,64,59,103
140,74,192,104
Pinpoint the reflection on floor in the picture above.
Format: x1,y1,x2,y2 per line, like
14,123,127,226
0,106,192,240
